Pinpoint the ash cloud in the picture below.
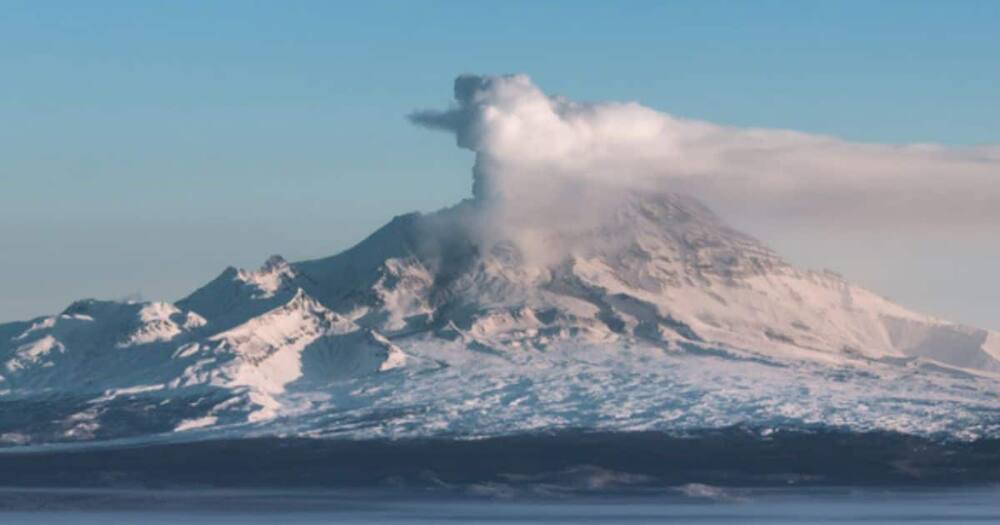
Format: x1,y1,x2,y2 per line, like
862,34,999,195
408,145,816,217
410,74,1000,233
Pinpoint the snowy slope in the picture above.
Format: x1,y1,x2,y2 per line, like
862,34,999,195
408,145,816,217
1,191,999,446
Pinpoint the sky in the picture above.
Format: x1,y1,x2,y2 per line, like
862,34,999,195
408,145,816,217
1,1,998,329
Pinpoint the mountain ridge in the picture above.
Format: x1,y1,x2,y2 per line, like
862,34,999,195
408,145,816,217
2,191,999,446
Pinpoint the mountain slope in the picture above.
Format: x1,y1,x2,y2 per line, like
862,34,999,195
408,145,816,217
1,191,999,446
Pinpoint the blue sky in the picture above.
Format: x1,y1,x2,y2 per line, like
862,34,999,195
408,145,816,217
1,1,998,327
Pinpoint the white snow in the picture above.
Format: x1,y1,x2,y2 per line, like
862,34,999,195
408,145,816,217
1,191,998,446
174,416,218,432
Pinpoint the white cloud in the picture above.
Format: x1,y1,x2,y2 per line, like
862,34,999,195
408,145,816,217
410,74,1000,231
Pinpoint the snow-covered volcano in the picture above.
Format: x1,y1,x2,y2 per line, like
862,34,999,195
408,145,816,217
2,189,999,446
3,73,1000,447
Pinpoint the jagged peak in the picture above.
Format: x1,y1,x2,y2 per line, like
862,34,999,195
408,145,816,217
281,287,318,311
260,254,289,272
211,288,354,343
243,288,323,321
181,256,297,315
235,254,291,275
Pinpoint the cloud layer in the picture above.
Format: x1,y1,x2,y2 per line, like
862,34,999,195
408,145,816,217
410,74,1000,231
